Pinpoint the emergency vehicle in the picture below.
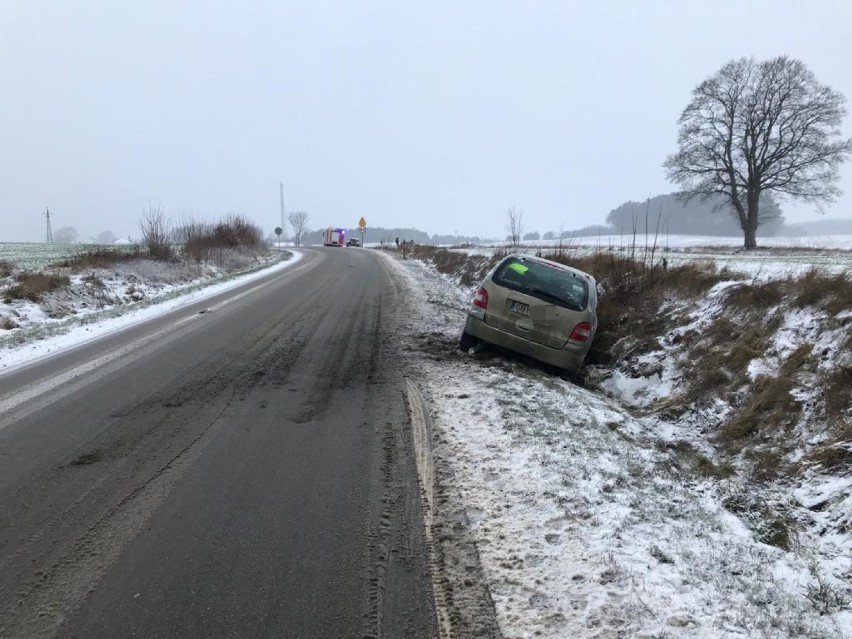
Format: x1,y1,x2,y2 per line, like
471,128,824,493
323,228,346,247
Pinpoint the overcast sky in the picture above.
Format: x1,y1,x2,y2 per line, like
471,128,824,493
2,1,852,242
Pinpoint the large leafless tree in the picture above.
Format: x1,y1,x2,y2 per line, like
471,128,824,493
664,56,852,249
288,211,309,247
505,205,524,247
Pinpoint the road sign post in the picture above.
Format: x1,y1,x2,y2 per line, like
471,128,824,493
358,217,367,247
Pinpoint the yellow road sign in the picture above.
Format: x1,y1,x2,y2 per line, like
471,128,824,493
358,217,367,228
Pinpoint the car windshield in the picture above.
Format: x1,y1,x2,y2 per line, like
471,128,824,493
493,258,589,311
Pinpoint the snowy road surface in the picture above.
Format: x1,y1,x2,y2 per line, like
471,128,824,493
0,247,442,638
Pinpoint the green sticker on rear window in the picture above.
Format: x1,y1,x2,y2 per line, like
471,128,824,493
508,263,529,275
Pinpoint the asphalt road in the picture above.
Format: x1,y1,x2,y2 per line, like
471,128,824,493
0,248,439,638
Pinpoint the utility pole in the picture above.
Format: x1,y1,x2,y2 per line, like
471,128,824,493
280,182,286,236
44,207,53,244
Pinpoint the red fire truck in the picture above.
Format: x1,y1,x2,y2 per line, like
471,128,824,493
323,228,346,247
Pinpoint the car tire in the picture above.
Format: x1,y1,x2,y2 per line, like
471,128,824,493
458,330,478,351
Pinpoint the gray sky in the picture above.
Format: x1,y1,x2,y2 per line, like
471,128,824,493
2,0,852,243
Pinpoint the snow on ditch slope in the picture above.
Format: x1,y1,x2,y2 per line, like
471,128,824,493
382,250,850,639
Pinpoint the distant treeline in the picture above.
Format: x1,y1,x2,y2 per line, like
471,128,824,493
601,193,784,238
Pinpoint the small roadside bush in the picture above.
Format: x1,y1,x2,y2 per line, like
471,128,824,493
0,259,13,278
177,214,265,265
4,272,70,302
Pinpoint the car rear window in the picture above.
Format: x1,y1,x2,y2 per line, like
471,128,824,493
492,257,589,311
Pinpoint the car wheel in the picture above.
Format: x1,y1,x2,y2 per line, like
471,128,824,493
458,330,478,351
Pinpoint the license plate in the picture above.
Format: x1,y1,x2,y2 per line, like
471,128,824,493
509,300,529,316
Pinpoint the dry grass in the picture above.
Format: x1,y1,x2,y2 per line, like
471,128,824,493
791,268,852,316
725,280,785,310
671,307,783,414
804,444,852,472
718,343,814,446
0,315,18,330
53,247,140,270
411,245,503,286
3,272,71,302
726,268,852,316
823,362,852,423
0,259,13,278
662,440,735,479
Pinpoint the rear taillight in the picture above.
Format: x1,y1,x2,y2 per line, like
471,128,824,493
472,287,489,309
569,322,592,342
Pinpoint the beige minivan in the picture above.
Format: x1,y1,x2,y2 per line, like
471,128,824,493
459,254,598,374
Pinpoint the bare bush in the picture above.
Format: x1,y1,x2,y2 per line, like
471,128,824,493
140,205,172,261
176,214,265,266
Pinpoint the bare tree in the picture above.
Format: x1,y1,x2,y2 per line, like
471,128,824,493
505,205,524,247
288,211,309,246
664,56,852,249
140,205,172,260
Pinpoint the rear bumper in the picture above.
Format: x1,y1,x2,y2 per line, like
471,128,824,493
464,314,589,373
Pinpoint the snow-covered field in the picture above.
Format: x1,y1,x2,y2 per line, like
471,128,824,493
465,234,852,280
0,250,301,371
0,242,135,271
380,238,852,639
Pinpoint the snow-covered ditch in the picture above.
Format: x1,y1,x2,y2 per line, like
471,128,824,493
381,249,851,639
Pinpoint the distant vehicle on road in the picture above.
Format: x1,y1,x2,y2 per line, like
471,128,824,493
346,238,361,247
460,254,597,374
323,228,346,247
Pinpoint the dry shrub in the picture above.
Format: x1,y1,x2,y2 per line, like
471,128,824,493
0,259,13,278
4,272,71,302
140,205,173,261
1,315,18,329
178,214,265,265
